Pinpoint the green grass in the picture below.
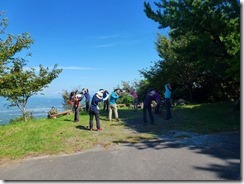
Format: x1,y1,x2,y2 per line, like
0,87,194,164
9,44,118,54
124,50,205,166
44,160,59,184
0,102,240,164
171,102,240,133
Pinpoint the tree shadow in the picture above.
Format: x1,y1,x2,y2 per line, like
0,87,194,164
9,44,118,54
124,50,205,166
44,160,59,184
108,108,240,180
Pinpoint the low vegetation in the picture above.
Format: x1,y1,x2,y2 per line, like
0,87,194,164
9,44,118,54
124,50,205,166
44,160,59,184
0,102,240,164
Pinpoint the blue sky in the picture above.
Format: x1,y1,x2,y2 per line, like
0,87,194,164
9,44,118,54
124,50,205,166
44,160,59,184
0,0,168,97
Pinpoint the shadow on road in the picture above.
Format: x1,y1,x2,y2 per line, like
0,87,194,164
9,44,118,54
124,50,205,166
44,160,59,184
101,108,240,180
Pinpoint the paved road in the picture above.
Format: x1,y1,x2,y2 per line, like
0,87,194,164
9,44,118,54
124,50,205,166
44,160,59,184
0,131,240,180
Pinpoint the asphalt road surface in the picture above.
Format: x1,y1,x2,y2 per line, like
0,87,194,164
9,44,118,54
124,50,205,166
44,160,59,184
0,131,240,181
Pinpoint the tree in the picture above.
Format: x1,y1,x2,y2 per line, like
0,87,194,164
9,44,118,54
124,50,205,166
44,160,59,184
0,12,33,73
0,60,62,122
60,86,84,110
0,12,62,122
143,0,240,102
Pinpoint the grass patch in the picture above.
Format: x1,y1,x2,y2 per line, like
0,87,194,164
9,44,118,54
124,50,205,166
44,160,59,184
0,102,240,164
171,102,240,134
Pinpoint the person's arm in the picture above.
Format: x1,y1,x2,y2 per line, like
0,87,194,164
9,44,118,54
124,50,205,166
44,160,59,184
111,92,118,99
103,93,109,101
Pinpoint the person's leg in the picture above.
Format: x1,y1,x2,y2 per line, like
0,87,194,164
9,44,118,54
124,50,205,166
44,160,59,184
135,98,138,110
113,104,119,120
108,105,112,121
168,101,172,118
86,100,90,112
143,106,147,125
133,99,136,109
74,107,79,121
95,111,101,129
103,101,106,111
74,107,76,121
155,101,160,114
106,101,109,113
165,98,172,120
148,105,155,124
89,111,94,129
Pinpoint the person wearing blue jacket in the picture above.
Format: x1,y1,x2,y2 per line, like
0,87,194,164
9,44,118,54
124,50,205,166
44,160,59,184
164,83,172,120
109,89,122,122
143,88,156,125
89,89,109,131
103,90,109,113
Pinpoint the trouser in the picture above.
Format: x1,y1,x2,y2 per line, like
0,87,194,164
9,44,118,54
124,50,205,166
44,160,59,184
89,110,100,129
165,98,172,119
74,107,79,121
143,104,154,124
109,104,118,120
103,100,109,112
133,98,138,110
155,100,161,114
85,100,90,112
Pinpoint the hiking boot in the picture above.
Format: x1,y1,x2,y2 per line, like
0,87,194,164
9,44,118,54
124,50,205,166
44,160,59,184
116,118,120,122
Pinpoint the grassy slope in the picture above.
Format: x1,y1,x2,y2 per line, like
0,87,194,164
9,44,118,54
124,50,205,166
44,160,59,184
0,102,240,164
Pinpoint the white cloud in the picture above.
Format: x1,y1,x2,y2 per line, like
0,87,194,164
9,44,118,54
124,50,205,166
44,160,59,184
96,34,119,39
60,66,103,70
91,43,115,48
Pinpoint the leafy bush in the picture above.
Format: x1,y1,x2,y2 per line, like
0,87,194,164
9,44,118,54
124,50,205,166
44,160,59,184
117,93,133,107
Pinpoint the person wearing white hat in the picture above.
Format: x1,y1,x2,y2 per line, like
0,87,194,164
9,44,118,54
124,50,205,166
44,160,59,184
89,89,109,131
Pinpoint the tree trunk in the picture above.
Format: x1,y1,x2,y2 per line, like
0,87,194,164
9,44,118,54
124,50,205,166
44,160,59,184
23,107,27,122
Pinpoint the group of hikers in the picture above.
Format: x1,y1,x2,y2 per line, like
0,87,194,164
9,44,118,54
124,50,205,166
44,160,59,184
69,83,172,131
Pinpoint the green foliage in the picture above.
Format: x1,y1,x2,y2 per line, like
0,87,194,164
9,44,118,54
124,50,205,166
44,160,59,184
60,86,84,110
0,61,62,121
0,12,33,71
142,0,240,102
117,93,133,106
0,12,63,122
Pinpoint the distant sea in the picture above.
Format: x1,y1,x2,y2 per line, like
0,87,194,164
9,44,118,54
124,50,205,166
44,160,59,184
0,96,66,125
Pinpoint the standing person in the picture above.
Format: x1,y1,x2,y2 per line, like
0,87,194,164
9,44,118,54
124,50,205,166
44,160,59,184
82,88,90,112
89,89,109,131
143,88,156,125
69,91,75,112
128,89,138,111
164,83,172,120
103,90,109,113
155,90,161,114
71,91,84,122
109,89,122,122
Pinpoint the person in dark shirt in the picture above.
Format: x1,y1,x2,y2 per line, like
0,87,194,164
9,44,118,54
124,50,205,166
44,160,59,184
82,88,91,112
154,90,161,114
89,89,109,131
143,88,156,125
103,90,109,113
